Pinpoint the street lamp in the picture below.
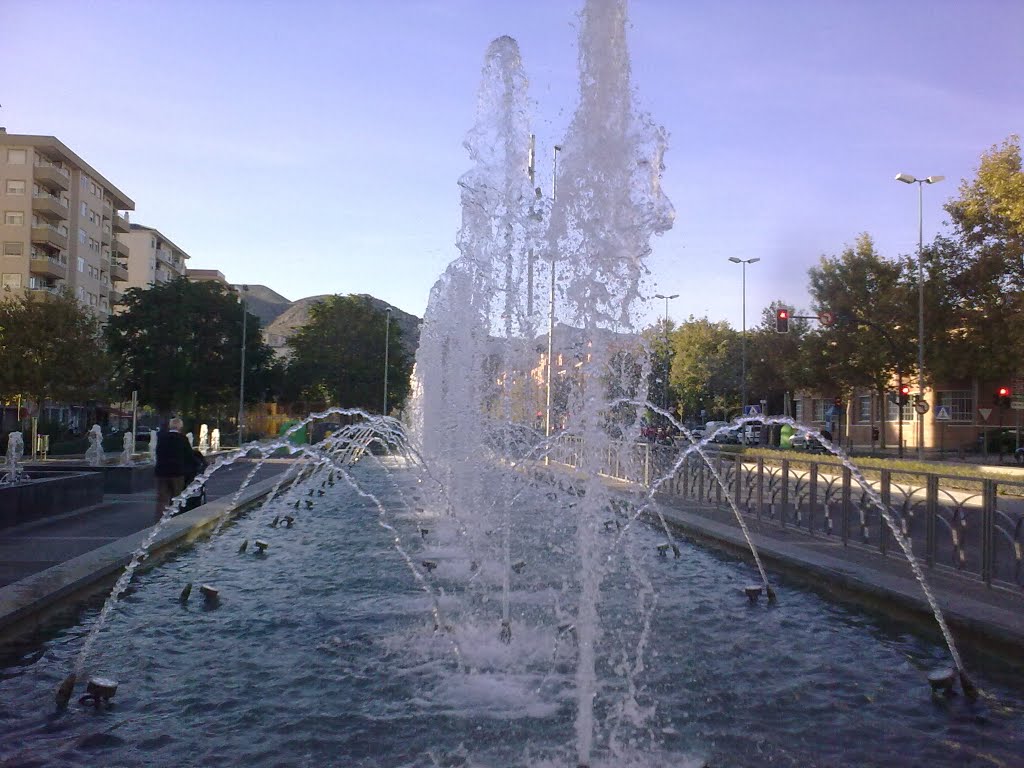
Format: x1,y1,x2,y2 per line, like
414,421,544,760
653,293,678,410
895,172,944,460
545,144,562,438
383,307,392,416
238,284,249,445
727,257,760,414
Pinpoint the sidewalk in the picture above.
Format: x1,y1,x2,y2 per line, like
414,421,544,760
0,460,291,637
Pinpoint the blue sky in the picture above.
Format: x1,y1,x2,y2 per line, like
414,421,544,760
6,0,1022,329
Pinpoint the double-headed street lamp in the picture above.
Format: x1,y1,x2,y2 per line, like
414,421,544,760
383,307,392,416
728,257,760,413
238,284,249,445
653,293,678,410
895,172,944,460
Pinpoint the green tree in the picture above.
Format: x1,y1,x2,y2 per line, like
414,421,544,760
106,278,275,421
0,290,108,414
285,295,412,413
806,234,915,403
928,136,1024,380
668,317,740,421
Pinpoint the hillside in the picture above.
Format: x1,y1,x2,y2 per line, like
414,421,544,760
262,293,420,358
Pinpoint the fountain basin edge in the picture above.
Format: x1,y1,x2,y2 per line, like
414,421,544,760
642,489,1024,664
0,472,291,644
0,472,104,529
24,463,155,494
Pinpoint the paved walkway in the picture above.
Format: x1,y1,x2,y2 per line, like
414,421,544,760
0,460,289,590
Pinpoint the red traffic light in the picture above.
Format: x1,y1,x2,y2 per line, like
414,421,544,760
998,387,1011,397
900,385,911,395
775,308,790,333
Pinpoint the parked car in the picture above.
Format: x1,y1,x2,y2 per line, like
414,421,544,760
711,427,741,444
791,431,828,453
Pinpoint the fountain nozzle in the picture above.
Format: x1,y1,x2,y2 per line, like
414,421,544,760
254,540,269,554
180,583,193,602
422,560,438,573
500,619,512,644
511,560,526,574
657,543,670,557
928,668,957,696
744,585,763,603
79,677,118,707
199,584,219,603
420,527,429,538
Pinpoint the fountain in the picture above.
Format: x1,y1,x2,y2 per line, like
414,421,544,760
1,431,27,485
211,427,220,452
148,429,158,463
2,2,1022,766
198,423,209,453
84,424,104,466
119,431,135,466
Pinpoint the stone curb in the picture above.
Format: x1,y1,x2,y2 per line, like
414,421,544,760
0,472,288,641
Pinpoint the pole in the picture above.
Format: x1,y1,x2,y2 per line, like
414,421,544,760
527,134,535,318
897,368,904,460
741,262,747,413
383,307,392,416
131,390,138,443
917,180,925,461
545,145,561,438
238,286,248,445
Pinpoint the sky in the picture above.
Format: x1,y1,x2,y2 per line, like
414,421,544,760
5,0,1023,330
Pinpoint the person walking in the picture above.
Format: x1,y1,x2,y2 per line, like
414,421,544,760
155,417,194,519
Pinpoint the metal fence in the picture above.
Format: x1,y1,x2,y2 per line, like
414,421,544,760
553,436,1024,592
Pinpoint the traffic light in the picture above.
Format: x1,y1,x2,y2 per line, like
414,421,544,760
775,307,790,333
996,387,1012,407
898,385,911,406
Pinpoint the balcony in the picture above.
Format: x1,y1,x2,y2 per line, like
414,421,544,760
102,199,113,219
101,225,112,245
112,238,130,258
109,260,129,282
31,224,69,251
113,212,130,233
29,253,68,280
109,288,122,305
31,192,69,222
33,163,70,192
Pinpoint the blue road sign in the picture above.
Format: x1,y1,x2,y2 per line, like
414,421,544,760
935,405,952,421
744,404,762,417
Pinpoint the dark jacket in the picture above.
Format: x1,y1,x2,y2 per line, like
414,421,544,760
155,430,194,478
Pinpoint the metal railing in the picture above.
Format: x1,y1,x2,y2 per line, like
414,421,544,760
554,436,1024,592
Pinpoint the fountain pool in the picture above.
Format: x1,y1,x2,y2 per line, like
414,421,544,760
2,452,1023,767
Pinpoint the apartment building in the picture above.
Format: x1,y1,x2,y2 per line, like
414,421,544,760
118,224,189,290
0,129,134,316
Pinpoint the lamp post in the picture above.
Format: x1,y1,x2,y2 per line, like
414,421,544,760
653,293,678,410
544,144,562,438
383,307,392,416
727,257,760,414
238,284,249,445
895,172,944,460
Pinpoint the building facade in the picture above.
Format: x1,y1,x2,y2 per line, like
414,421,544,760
0,129,134,317
118,224,189,291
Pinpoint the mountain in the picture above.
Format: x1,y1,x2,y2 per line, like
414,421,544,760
262,293,421,358
234,284,292,327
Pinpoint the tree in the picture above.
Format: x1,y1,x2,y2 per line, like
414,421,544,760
806,233,915,397
285,295,412,413
929,136,1024,380
0,290,108,415
746,300,812,414
106,278,275,421
667,317,740,421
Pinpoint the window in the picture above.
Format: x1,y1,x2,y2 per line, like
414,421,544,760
77,256,85,272
885,400,915,422
4,211,24,226
80,202,88,216
2,272,22,290
6,149,27,165
5,180,25,195
3,241,23,256
857,396,871,423
812,398,826,422
935,390,974,421
79,228,87,244
794,399,804,422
